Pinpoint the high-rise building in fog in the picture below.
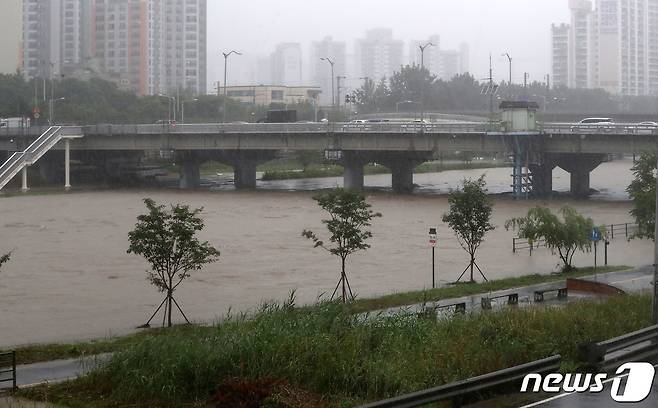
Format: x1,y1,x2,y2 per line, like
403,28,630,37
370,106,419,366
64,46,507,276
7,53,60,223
93,0,207,95
311,36,346,105
21,0,206,96
357,28,403,81
271,43,302,86
0,0,22,75
551,0,658,95
551,23,570,88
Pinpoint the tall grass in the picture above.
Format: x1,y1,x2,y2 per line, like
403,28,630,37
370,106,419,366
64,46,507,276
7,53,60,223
69,294,652,406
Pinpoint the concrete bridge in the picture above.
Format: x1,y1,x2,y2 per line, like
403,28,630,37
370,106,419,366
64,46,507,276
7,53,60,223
1,122,657,196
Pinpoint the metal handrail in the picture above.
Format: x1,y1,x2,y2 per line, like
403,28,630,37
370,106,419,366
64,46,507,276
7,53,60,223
0,351,17,392
356,355,562,408
512,222,639,253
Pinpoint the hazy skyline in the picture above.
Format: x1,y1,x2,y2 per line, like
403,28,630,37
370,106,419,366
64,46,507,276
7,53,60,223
210,0,570,89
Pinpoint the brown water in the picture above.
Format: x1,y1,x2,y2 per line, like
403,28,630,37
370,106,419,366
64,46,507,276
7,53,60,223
0,158,652,347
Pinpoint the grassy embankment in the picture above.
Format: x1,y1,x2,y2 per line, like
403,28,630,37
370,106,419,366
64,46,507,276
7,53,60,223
17,291,652,407
4,265,628,367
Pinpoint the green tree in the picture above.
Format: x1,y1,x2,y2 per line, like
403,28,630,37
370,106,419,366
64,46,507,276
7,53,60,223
442,176,495,282
302,189,382,303
128,198,220,327
505,206,598,273
389,64,437,109
627,154,657,239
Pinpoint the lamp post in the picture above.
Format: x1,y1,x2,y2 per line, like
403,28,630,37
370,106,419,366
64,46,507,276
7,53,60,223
653,157,658,323
320,57,335,109
418,42,434,123
502,53,512,98
222,50,242,123
158,94,176,122
48,61,56,126
48,97,65,126
181,98,198,124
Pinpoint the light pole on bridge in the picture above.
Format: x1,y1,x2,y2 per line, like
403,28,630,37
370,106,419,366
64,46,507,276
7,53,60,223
158,94,176,123
418,42,434,123
181,98,199,124
320,57,336,112
222,50,242,123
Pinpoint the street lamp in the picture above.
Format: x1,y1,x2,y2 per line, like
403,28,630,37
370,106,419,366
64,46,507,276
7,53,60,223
320,57,335,109
158,94,176,122
418,42,434,123
502,53,512,99
181,98,199,124
222,50,242,123
48,97,65,125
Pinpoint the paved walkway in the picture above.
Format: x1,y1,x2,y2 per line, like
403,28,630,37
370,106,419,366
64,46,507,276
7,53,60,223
376,266,655,317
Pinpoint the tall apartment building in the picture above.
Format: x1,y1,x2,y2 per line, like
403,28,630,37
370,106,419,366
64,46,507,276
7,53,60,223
271,43,302,87
22,0,207,96
311,36,346,105
93,0,206,95
551,23,570,87
0,0,22,74
552,0,658,95
356,28,404,81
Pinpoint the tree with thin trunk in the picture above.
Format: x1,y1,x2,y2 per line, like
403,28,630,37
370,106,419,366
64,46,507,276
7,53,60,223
442,176,494,283
506,206,598,273
302,188,381,303
128,198,220,328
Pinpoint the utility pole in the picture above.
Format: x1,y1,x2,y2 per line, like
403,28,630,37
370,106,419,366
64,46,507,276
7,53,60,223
545,74,551,91
320,57,336,110
419,42,434,123
502,53,512,99
654,156,658,323
222,50,242,123
489,54,494,119
337,75,346,112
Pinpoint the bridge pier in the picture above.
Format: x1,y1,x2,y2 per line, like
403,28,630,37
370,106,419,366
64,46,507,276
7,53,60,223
529,159,555,198
555,153,605,198
377,152,432,194
341,152,370,190
175,152,201,189
216,150,276,190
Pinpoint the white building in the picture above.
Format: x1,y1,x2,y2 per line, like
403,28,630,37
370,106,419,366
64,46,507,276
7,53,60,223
356,28,404,81
271,43,302,86
553,0,658,95
551,23,570,87
311,36,346,105
0,0,22,75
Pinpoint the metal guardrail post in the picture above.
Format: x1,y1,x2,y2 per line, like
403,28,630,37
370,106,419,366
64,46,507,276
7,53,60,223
11,351,16,391
512,238,516,253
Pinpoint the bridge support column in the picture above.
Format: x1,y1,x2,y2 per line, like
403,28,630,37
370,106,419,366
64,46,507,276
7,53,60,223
215,150,276,190
341,152,370,190
176,151,201,189
21,166,28,192
64,139,71,190
390,162,415,194
377,152,432,194
555,153,605,198
529,162,554,198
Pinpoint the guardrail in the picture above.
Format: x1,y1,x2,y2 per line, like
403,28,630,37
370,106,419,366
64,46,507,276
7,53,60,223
579,324,658,372
512,222,638,253
356,355,561,408
0,351,17,392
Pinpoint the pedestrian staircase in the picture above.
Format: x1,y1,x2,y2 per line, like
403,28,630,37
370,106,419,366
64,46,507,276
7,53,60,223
0,126,68,190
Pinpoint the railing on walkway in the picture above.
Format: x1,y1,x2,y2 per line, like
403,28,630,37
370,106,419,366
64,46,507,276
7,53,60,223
512,222,639,253
0,351,17,392
579,324,658,372
356,355,562,408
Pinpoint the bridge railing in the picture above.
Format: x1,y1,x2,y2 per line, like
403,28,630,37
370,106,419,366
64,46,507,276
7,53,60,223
541,122,658,135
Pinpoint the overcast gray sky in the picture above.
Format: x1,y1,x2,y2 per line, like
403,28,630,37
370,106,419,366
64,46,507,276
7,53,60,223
209,0,569,88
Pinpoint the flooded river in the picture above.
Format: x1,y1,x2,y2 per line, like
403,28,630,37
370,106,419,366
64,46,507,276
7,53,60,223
0,158,653,346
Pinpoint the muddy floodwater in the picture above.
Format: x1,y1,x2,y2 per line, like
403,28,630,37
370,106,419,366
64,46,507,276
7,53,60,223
0,158,653,347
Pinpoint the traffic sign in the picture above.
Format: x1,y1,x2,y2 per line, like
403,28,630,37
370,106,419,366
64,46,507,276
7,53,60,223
590,228,601,242
429,227,437,247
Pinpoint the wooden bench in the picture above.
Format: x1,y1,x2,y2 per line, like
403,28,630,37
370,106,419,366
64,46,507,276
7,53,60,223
481,293,519,310
534,288,568,302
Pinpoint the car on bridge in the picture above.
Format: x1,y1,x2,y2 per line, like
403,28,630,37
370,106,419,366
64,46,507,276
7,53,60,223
570,117,615,133
630,121,658,135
